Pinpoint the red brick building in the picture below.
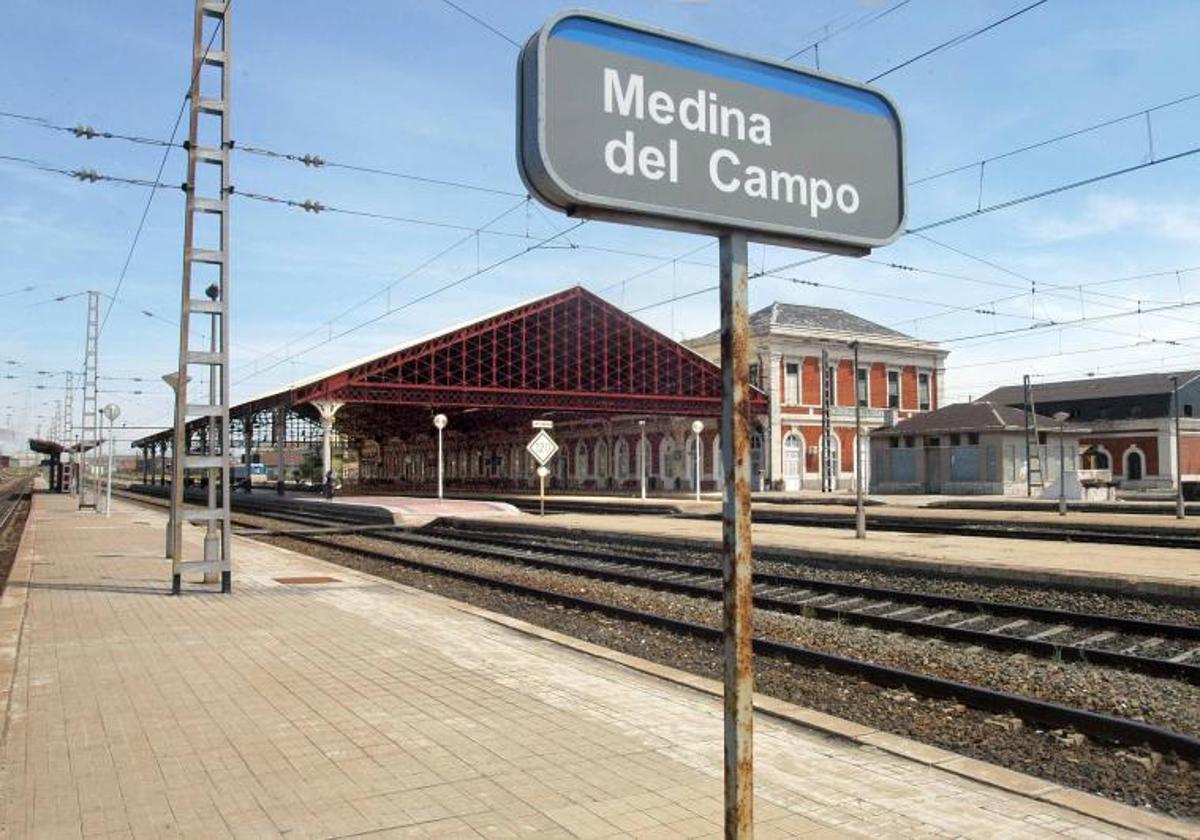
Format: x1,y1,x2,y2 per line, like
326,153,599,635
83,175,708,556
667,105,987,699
687,303,949,491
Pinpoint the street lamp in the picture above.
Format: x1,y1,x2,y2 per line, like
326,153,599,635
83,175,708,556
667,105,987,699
433,413,448,501
1053,410,1070,516
691,420,704,502
638,420,647,500
102,403,121,517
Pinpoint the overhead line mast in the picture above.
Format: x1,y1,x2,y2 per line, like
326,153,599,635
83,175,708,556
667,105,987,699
170,0,232,595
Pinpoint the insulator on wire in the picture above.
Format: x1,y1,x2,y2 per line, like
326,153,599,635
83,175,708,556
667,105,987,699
73,124,98,139
299,199,325,214
300,154,325,168
72,169,101,182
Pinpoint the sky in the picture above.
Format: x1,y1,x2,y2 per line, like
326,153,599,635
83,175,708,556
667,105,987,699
2,0,1200,453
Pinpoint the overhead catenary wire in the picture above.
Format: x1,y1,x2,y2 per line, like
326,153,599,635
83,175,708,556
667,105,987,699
438,0,520,48
783,0,914,64
232,218,586,389
910,89,1200,186
866,0,1052,83
907,144,1200,233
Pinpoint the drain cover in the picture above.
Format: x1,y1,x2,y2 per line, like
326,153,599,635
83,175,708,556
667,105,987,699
274,576,339,585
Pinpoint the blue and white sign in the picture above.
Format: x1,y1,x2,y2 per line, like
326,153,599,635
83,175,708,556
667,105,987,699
518,12,905,252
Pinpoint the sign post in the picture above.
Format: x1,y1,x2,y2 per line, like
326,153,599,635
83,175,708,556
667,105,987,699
691,419,704,502
517,14,902,835
536,465,550,516
527,428,560,518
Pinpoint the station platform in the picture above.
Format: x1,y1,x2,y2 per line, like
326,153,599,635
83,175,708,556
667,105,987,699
331,495,520,525
3,495,1190,838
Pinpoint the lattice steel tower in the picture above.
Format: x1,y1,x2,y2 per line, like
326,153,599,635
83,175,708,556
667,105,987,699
62,370,75,494
170,0,232,594
79,290,100,509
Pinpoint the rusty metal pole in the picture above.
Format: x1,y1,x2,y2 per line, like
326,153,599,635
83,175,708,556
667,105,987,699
719,231,753,838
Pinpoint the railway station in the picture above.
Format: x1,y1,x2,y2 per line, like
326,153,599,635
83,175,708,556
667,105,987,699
5,2,1200,838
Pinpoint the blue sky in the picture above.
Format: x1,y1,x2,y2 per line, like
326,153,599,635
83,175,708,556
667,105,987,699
3,0,1200,451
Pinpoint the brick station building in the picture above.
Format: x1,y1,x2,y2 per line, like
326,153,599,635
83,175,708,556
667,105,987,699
980,371,1200,494
686,303,948,491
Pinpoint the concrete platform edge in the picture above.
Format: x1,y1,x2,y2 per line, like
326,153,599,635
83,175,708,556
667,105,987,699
247,530,1200,838
0,492,35,749
438,596,1199,839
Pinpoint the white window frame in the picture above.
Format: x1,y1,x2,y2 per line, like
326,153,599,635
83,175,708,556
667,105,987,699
856,364,870,408
784,359,801,406
917,370,931,412
886,368,901,409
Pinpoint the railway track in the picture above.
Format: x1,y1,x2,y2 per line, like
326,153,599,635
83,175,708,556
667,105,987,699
0,477,31,534
395,524,1200,682
114,489,1200,762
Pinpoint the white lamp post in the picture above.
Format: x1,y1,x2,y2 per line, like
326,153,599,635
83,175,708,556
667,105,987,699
1053,410,1070,516
433,413,448,501
691,419,704,502
102,403,121,517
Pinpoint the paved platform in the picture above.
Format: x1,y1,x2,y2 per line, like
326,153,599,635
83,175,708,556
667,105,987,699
504,511,1200,597
1,495,1193,838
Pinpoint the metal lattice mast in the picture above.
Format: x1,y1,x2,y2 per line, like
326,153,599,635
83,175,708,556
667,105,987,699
79,290,100,509
170,0,232,594
820,348,834,492
62,371,75,494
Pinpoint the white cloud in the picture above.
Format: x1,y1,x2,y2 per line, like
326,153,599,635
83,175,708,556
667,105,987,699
1018,194,1200,244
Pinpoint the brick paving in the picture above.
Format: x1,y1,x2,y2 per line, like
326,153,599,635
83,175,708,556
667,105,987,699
0,494,1166,838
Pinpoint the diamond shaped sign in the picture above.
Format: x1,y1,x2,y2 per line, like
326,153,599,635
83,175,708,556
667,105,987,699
526,430,559,466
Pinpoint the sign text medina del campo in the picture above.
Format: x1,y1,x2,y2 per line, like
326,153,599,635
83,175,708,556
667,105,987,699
518,13,905,253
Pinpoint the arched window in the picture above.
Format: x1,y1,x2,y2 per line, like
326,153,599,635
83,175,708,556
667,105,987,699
615,438,629,480
1125,447,1144,481
574,441,589,481
660,436,677,479
595,440,609,479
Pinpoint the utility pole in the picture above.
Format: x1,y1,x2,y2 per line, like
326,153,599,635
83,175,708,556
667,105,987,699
850,341,865,538
170,0,232,594
820,348,834,492
80,291,100,509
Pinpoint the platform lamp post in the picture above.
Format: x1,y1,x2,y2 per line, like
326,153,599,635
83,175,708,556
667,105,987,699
1053,411,1070,516
691,419,704,502
638,420,647,500
102,403,121,517
433,413,448,502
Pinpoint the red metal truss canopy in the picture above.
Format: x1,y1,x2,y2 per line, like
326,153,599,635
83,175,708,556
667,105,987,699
289,286,765,415
132,286,766,448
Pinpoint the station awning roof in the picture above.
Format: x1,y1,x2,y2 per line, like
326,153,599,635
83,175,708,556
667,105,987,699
133,286,766,447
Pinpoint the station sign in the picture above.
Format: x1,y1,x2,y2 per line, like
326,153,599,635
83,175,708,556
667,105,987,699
531,419,554,429
517,12,905,252
526,430,559,466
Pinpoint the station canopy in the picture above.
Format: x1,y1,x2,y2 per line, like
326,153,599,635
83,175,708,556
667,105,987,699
135,286,766,446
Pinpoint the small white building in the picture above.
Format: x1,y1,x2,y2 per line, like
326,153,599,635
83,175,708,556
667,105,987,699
869,402,1086,497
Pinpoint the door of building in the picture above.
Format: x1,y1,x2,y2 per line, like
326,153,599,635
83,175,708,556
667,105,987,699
924,446,942,492
782,434,802,492
1126,450,1143,481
